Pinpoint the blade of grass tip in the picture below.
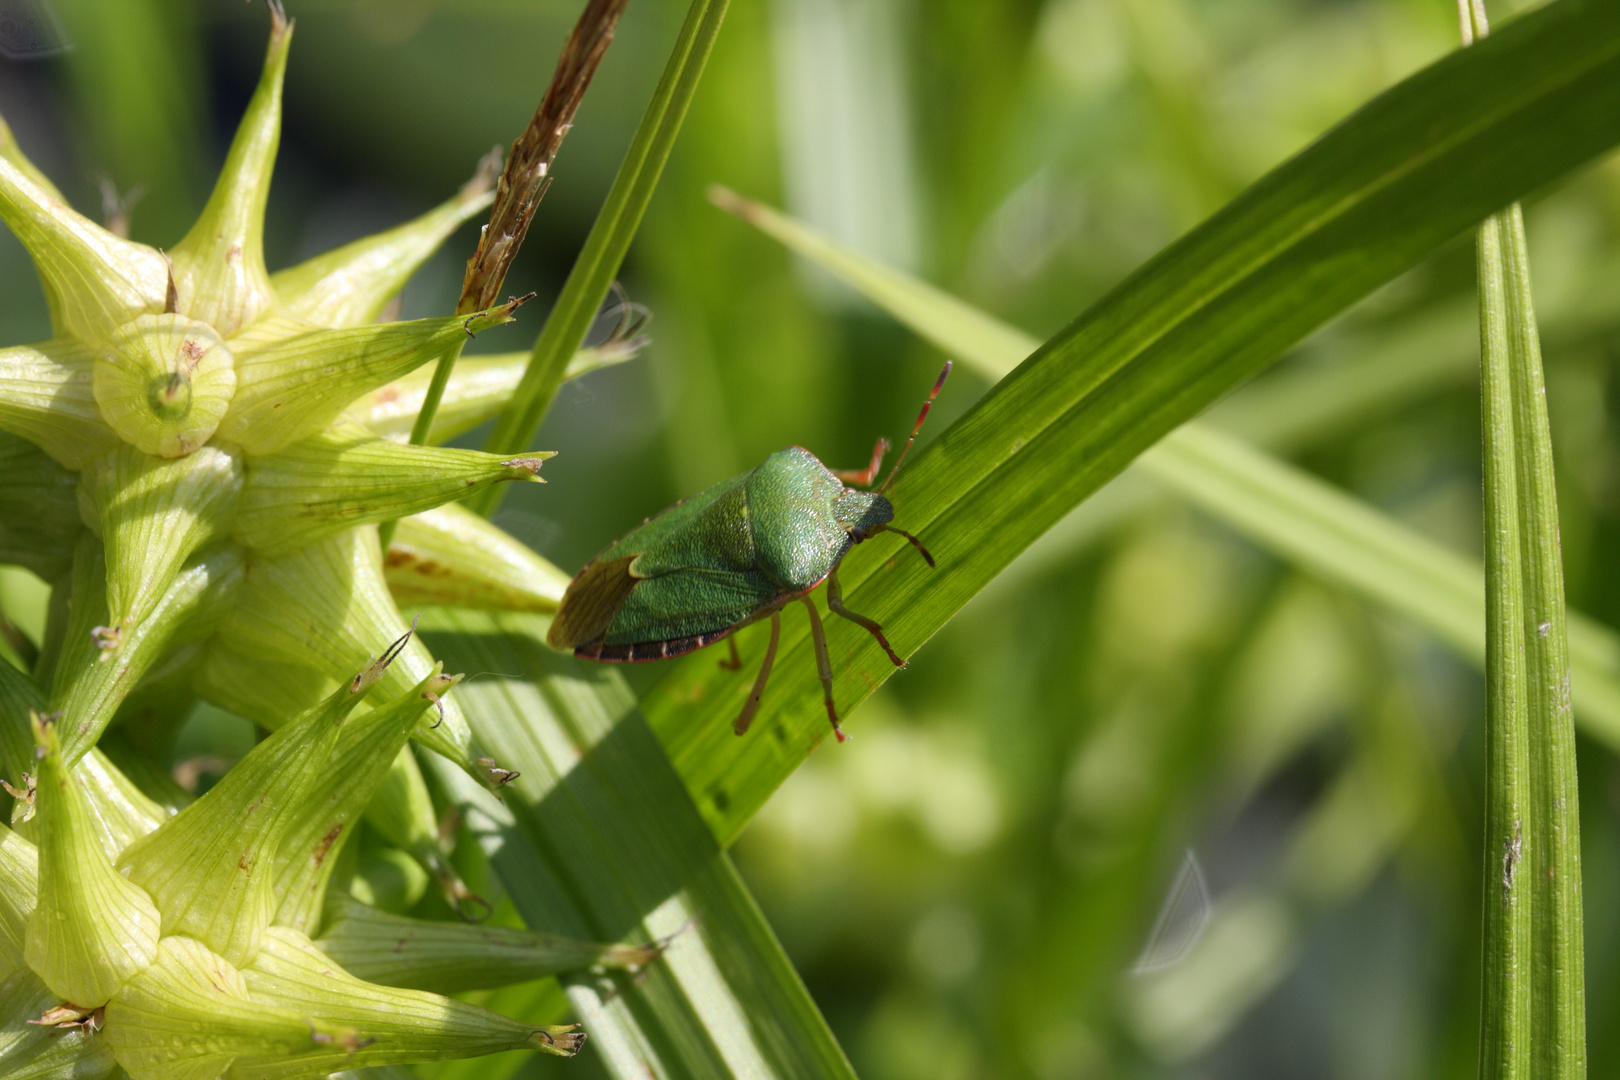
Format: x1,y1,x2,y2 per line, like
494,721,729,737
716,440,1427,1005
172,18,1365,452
468,0,731,518
380,0,630,550
1463,2,1583,1074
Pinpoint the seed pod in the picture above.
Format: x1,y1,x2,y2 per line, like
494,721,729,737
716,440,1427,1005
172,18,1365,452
212,528,493,786
218,299,530,456
237,926,585,1071
317,893,659,994
105,933,354,1080
50,541,244,765
23,714,161,1007
0,155,169,347
0,339,119,469
166,11,292,338
386,503,571,613
78,443,243,634
234,423,548,557
272,152,499,330
92,315,238,459
118,660,380,966
271,670,452,934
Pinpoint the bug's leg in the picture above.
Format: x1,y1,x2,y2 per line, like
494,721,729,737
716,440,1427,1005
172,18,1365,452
733,612,781,736
800,595,847,742
826,566,903,667
829,438,890,487
719,635,742,671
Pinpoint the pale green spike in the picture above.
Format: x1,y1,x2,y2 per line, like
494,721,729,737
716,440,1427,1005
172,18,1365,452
0,111,65,203
386,503,570,614
203,648,471,932
92,315,238,459
79,445,243,641
0,156,168,345
167,13,292,339
50,542,245,767
24,715,161,1007
234,423,548,556
353,339,647,445
0,169,164,344
190,644,339,732
0,430,84,579
0,825,39,979
230,926,584,1078
270,157,499,329
218,299,530,455
0,339,120,468
116,640,396,967
73,749,169,859
271,672,450,934
316,894,657,994
210,528,496,786
105,934,350,1080
0,968,117,1080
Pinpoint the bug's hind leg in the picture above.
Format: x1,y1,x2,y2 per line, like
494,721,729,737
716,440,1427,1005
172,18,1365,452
719,635,742,671
829,438,890,488
800,595,848,742
827,567,903,667
733,612,781,736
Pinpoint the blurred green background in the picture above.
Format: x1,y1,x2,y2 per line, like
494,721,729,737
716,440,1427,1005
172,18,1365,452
2,0,1619,1076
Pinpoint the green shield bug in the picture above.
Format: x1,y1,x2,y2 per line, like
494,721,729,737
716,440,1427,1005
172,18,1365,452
547,362,951,741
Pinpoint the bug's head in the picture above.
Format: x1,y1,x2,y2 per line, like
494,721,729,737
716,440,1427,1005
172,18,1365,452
835,489,894,537
838,491,936,568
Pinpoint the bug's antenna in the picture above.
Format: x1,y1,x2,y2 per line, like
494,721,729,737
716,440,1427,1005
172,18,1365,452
878,361,951,495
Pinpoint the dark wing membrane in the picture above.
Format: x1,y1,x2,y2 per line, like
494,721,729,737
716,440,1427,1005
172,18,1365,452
601,566,783,648
547,556,638,650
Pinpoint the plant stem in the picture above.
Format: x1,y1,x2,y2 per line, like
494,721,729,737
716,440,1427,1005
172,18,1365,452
1466,2,1584,1075
469,0,731,518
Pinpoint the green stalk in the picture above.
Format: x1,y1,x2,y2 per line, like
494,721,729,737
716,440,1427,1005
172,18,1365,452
1476,205,1534,1080
1465,3,1584,1074
469,0,731,517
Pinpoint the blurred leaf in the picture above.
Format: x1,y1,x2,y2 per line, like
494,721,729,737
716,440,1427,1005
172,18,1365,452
417,608,856,1080
644,0,1620,845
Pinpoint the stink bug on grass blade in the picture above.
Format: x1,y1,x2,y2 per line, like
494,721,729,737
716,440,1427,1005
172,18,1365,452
547,363,952,741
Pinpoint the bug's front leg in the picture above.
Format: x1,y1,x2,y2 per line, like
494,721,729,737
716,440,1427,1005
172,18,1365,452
826,566,904,667
800,595,847,742
733,611,781,736
719,635,742,670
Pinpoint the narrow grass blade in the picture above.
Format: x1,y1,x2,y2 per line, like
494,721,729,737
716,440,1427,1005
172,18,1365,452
643,0,1620,845
1462,2,1584,1069
469,0,731,516
417,609,856,1080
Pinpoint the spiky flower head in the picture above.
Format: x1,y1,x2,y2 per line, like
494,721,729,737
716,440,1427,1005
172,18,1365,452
0,7,646,1075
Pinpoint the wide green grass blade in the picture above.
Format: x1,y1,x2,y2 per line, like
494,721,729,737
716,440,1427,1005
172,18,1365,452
416,609,856,1080
469,0,729,517
706,186,1620,746
644,0,1620,845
